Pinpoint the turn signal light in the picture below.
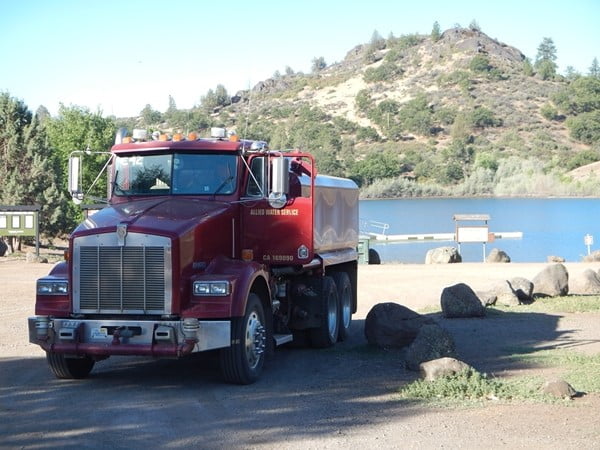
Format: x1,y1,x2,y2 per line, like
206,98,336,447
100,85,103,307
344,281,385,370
241,249,254,261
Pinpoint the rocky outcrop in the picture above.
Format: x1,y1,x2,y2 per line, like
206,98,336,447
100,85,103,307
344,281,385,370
425,247,462,264
364,302,434,348
441,283,485,318
532,263,569,297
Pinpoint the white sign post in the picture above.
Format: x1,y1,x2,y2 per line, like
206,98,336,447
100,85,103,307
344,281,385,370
584,234,594,255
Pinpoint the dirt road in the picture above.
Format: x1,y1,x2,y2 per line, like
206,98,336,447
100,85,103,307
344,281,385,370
1,259,600,449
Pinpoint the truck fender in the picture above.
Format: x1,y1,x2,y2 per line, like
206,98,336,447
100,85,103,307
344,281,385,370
205,256,270,317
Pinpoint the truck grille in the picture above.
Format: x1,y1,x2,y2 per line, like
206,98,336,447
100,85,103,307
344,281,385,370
73,233,172,314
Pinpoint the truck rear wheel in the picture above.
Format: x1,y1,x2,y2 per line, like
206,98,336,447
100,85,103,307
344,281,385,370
309,276,339,348
220,293,267,384
46,352,95,379
332,271,352,341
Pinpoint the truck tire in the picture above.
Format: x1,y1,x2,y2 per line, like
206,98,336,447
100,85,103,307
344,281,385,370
46,352,95,379
368,248,381,265
220,293,267,384
332,271,352,341
309,276,339,348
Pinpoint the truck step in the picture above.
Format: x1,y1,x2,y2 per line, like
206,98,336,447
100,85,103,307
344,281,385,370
273,334,293,346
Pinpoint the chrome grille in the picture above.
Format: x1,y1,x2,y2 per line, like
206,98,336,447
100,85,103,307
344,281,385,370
74,233,172,314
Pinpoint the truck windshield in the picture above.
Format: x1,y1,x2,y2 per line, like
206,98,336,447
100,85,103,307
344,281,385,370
113,153,237,196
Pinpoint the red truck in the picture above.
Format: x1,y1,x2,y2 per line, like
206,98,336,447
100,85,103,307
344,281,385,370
29,128,358,384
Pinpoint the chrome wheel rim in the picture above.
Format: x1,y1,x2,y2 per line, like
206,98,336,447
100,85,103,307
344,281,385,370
245,310,266,370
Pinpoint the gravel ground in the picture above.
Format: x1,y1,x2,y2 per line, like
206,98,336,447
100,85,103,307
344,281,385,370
1,259,600,449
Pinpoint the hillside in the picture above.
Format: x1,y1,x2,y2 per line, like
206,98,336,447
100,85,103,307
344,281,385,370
136,27,600,197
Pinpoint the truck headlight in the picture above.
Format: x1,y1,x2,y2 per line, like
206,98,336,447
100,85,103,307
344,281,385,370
37,280,69,295
193,281,230,296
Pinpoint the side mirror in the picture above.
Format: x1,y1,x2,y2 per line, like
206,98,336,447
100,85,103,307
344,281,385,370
268,157,289,209
68,156,84,204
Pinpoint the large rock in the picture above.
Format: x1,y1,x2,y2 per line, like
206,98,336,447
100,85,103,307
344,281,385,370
542,379,577,399
419,357,472,381
532,263,569,297
425,247,462,264
488,280,520,307
570,269,600,295
583,250,600,262
26,252,48,264
508,277,534,304
364,302,435,349
440,283,485,318
486,248,511,263
405,324,456,371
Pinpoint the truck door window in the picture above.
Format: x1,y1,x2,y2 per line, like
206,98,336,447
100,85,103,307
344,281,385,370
246,157,266,197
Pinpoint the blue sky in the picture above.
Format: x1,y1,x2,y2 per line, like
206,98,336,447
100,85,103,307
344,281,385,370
1,0,598,117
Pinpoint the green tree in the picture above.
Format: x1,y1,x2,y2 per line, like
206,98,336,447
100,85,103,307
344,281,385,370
46,104,116,204
522,58,534,77
0,93,69,237
311,56,327,73
535,37,558,80
468,20,481,32
140,104,162,126
589,57,600,79
431,21,441,42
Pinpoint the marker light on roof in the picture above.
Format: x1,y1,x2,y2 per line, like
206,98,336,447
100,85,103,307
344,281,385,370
173,133,183,142
188,132,197,140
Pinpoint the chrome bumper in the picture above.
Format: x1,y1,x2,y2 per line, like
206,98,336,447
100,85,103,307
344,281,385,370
28,316,231,357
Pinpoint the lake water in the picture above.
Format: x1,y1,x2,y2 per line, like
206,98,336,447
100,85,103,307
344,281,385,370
359,198,600,263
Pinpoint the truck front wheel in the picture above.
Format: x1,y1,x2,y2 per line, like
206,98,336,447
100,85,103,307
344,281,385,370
46,352,95,379
309,276,339,348
220,293,267,384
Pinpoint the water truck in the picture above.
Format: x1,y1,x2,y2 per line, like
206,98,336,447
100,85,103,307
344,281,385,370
28,128,358,384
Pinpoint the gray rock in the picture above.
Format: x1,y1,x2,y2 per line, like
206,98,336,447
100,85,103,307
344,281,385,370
441,283,485,318
26,252,48,264
486,248,511,263
490,280,520,307
542,379,577,399
570,269,600,295
532,263,569,297
508,277,534,304
476,290,497,306
405,324,456,371
419,357,472,381
583,250,600,262
364,302,435,349
547,255,565,263
425,246,462,264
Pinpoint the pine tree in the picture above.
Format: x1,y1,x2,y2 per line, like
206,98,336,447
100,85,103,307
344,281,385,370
431,21,441,42
589,57,600,79
534,37,558,80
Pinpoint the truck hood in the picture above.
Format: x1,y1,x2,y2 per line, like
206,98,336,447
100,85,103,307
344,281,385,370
74,198,232,237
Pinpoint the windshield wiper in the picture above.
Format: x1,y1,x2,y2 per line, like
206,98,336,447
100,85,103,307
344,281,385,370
212,175,234,199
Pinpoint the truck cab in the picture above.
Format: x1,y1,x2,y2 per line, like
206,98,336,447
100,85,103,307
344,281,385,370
29,128,358,384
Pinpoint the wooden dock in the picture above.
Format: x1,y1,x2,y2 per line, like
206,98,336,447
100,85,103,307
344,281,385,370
364,231,523,243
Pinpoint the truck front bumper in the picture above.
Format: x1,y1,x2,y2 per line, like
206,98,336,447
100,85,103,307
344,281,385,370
28,316,231,358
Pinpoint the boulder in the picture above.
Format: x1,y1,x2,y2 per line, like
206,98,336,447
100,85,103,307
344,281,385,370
547,255,565,263
425,246,462,264
583,250,600,262
419,357,472,381
440,283,485,318
26,252,48,264
508,277,534,304
364,302,435,349
542,379,577,399
486,248,511,263
488,280,520,307
476,290,497,307
532,263,569,297
570,269,600,295
0,240,7,257
405,324,456,371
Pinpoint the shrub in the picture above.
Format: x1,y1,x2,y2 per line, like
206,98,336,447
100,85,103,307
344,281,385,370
364,61,404,83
